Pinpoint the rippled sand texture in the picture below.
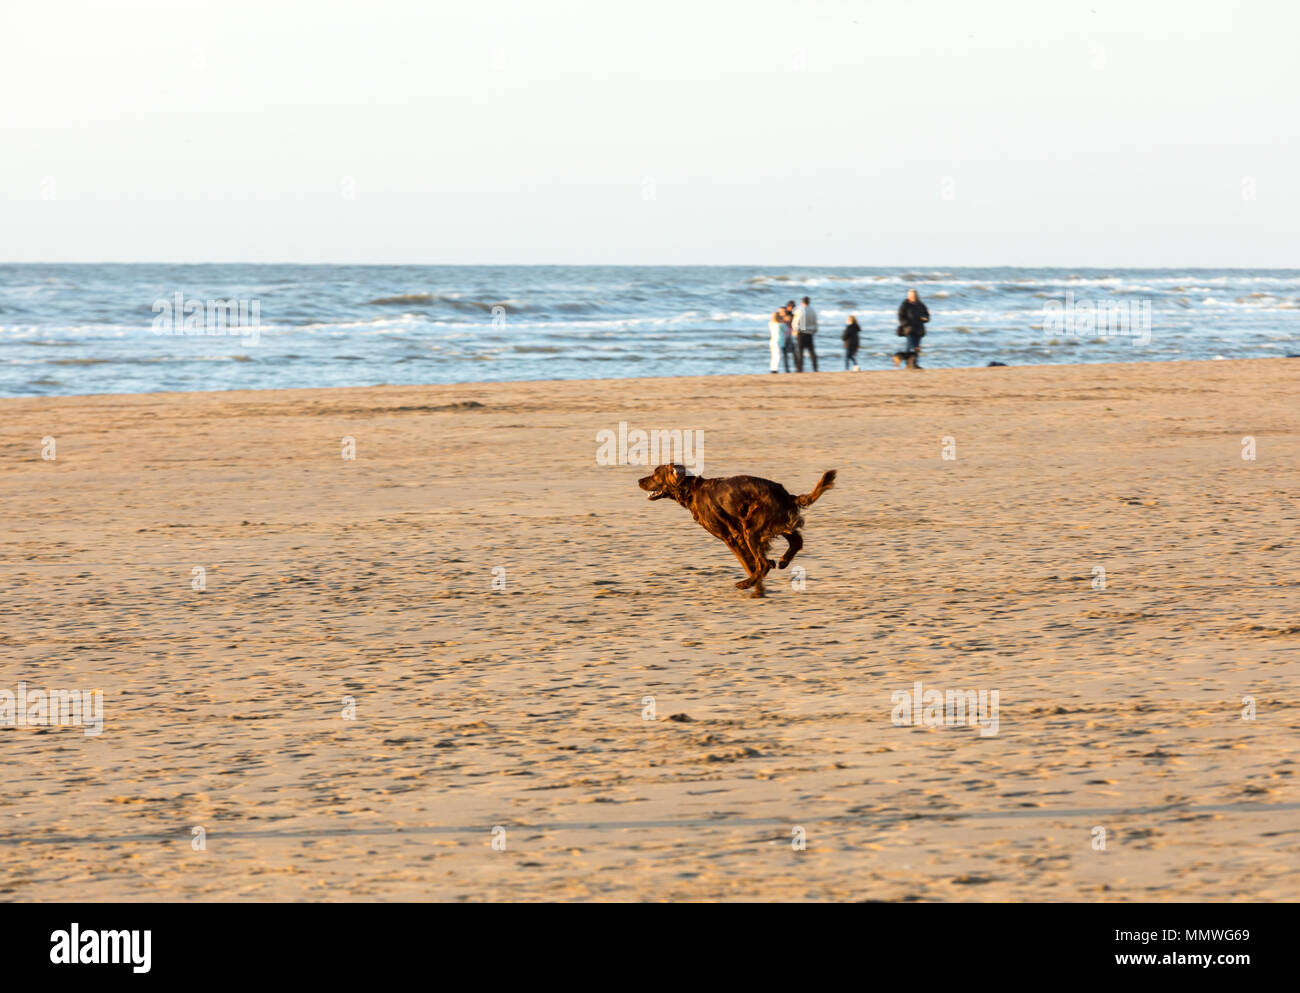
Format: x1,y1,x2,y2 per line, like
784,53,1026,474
1,359,1297,901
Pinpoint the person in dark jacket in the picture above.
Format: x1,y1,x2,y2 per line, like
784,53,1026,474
842,314,861,370
893,288,930,369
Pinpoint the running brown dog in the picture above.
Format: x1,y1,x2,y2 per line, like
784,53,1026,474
637,465,837,597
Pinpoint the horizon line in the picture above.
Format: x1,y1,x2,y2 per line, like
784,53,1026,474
3,262,1299,270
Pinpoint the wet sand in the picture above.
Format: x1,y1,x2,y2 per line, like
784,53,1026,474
1,358,1297,901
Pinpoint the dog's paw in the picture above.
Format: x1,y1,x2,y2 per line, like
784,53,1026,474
735,578,754,590
777,559,790,569
749,587,766,599
765,558,777,572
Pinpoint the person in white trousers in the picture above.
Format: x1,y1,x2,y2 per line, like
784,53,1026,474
768,306,785,373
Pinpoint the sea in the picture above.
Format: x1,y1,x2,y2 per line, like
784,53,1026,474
1,264,1297,397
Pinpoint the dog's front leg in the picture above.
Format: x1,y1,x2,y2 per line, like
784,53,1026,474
727,538,760,589
739,525,775,580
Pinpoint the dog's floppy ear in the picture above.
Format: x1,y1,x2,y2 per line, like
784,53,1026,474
668,464,686,484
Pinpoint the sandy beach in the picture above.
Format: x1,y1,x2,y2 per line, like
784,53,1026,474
2,358,1297,902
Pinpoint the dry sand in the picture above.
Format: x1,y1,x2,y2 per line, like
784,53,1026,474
1,358,1297,901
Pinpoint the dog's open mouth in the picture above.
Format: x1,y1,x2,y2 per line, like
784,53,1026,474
638,475,669,500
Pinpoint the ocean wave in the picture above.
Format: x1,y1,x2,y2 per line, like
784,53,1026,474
46,353,257,367
367,293,436,305
1234,294,1300,309
366,292,535,314
744,273,906,289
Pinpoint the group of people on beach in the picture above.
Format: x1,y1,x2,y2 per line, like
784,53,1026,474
768,290,931,372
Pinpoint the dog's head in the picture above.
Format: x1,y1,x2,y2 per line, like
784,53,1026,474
638,463,690,501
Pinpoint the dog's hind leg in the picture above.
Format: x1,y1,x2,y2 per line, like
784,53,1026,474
777,530,803,569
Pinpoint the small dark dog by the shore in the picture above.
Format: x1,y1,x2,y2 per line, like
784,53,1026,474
638,465,837,597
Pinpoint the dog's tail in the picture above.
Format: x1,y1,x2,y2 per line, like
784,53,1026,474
795,469,837,508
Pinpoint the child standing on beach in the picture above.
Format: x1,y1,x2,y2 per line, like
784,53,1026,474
842,314,861,370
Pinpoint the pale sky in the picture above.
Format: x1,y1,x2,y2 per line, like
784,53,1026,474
2,0,1296,265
